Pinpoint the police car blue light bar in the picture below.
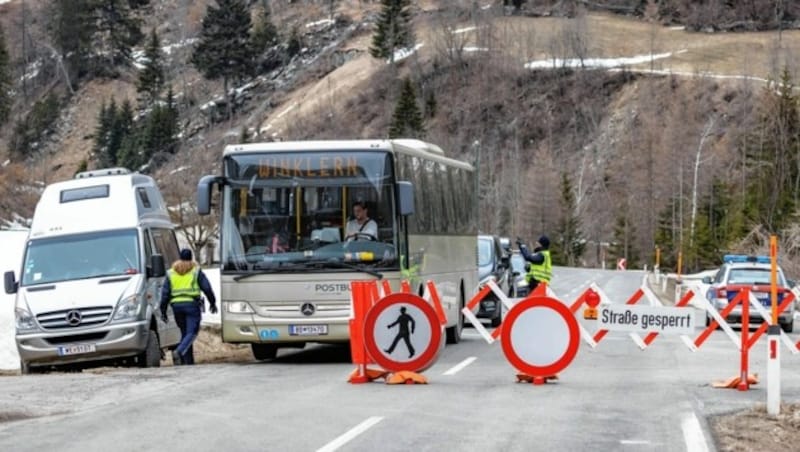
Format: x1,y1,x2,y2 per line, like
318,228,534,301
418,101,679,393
722,254,770,264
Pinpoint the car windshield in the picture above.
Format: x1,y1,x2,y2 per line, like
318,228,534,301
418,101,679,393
21,229,140,286
728,268,786,286
478,239,493,266
511,254,525,273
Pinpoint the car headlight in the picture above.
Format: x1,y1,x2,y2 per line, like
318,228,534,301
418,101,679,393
113,294,142,322
226,301,255,314
15,307,38,332
516,280,529,288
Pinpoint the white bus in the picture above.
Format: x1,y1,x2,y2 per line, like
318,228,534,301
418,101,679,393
197,139,477,360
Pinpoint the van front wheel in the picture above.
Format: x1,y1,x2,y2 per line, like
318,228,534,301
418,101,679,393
138,329,162,368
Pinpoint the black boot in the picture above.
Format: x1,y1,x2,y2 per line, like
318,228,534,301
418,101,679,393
171,350,183,366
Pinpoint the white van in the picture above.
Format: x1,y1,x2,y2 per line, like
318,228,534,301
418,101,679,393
3,168,181,373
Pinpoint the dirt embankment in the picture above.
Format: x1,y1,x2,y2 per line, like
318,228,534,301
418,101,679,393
711,403,800,452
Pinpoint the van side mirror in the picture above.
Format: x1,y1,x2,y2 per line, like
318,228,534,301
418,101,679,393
197,175,220,216
4,271,18,295
397,181,415,216
150,254,166,278
701,276,712,284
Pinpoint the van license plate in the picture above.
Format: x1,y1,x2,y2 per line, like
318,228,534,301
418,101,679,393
57,344,96,356
289,325,328,336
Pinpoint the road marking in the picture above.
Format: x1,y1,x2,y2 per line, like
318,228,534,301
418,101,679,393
681,412,710,452
620,439,651,445
317,416,384,452
442,357,477,375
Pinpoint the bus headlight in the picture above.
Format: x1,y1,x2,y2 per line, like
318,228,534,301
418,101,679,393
15,307,37,332
113,294,142,322
226,301,255,314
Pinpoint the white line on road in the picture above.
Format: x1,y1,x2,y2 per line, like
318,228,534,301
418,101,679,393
442,357,477,375
681,412,710,452
620,439,651,445
317,416,384,452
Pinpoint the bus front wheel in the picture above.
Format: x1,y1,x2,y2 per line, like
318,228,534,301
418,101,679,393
252,343,278,361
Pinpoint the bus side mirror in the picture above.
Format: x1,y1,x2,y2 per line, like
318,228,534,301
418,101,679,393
150,255,166,278
4,271,18,295
397,181,415,216
197,175,219,216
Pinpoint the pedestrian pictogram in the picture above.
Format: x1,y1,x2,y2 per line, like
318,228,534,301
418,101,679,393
383,306,416,358
501,296,580,384
363,292,444,374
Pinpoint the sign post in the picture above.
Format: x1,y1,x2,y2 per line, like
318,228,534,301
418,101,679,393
767,235,781,415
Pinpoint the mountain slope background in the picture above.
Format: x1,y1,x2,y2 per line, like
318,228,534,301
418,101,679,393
2,0,800,272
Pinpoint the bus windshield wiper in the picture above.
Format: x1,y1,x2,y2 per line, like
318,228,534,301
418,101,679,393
317,259,383,279
233,262,307,281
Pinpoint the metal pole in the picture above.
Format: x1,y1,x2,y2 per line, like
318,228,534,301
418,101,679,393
767,235,781,415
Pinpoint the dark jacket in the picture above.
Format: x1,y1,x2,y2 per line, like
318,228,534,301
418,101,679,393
520,244,546,265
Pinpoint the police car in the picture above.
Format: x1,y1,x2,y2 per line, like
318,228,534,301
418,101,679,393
703,255,795,332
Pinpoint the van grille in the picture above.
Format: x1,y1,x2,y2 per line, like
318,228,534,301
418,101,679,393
36,306,114,330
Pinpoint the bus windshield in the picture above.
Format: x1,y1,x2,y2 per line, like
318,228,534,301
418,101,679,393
220,151,399,272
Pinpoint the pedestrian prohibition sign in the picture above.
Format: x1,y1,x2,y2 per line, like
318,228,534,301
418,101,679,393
363,293,444,373
501,296,580,377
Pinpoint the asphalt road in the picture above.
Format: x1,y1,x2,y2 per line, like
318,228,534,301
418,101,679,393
1,267,799,452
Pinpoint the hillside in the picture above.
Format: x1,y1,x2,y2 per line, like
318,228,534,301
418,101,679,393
2,0,800,271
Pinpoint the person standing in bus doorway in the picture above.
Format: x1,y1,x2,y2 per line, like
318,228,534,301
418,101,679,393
160,248,218,365
517,235,552,291
345,200,378,241
384,306,416,358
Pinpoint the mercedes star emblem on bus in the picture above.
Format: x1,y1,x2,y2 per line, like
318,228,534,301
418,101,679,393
300,303,316,316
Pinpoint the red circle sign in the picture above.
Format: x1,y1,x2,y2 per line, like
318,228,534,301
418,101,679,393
501,296,580,376
363,293,443,372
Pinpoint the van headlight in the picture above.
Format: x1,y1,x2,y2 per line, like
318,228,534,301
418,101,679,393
113,295,142,322
15,307,38,332
226,301,255,314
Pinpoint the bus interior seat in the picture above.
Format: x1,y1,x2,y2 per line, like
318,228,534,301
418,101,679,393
311,227,341,243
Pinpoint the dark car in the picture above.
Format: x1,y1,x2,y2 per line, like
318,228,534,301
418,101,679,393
509,251,529,298
476,234,510,327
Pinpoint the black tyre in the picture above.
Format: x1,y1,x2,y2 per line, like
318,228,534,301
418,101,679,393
137,329,162,368
20,360,43,375
490,306,502,328
781,319,794,333
252,343,278,360
446,293,465,344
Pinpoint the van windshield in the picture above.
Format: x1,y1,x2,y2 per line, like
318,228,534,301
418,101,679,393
22,229,140,286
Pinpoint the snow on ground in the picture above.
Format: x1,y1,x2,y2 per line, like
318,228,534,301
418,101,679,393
0,230,28,370
390,43,424,64
525,50,682,70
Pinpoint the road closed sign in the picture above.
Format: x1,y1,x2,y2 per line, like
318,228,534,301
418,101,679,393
363,293,444,373
598,304,696,334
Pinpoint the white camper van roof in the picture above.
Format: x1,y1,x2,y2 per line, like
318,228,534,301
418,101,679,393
29,169,172,239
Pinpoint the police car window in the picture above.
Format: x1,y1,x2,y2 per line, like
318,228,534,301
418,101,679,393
728,269,772,285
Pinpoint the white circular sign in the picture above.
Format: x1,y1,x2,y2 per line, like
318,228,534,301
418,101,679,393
510,307,571,367
372,303,432,363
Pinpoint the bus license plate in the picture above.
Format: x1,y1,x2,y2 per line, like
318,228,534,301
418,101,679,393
289,325,328,336
57,344,96,356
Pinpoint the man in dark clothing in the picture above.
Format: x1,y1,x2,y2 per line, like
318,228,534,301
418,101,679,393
518,235,553,291
160,248,217,365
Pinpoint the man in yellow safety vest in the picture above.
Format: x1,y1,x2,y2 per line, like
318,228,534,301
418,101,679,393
160,248,217,365
517,235,552,291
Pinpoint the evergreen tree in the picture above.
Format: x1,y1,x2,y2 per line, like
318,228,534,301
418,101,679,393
286,27,304,60
610,212,638,268
389,78,424,138
192,0,255,120
137,28,165,107
0,24,11,125
251,4,278,53
92,100,115,166
142,86,179,159
369,0,415,61
48,0,95,83
92,0,144,74
554,172,584,267
654,199,678,269
111,99,135,165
